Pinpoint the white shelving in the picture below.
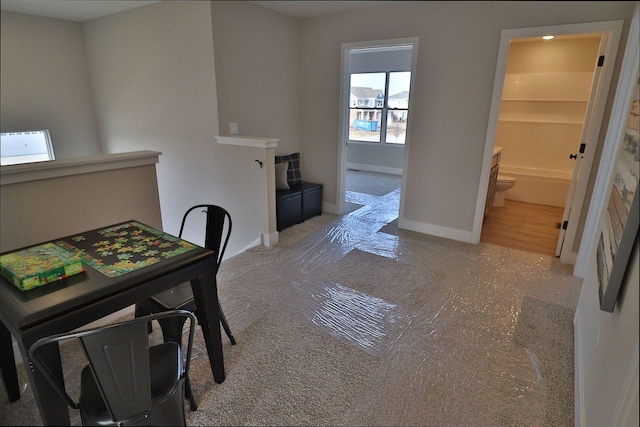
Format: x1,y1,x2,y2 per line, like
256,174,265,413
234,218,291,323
496,71,594,174
499,119,584,124
499,73,591,125
501,72,593,101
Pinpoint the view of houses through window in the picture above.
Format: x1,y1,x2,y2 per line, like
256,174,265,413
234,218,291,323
349,71,411,144
0,130,55,165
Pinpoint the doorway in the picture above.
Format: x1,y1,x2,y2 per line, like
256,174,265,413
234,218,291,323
337,37,419,217
475,20,624,263
481,34,602,257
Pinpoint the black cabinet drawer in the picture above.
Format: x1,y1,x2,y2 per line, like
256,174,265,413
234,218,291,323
276,190,302,231
301,183,323,221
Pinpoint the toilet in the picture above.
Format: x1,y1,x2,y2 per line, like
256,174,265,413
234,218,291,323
494,174,516,207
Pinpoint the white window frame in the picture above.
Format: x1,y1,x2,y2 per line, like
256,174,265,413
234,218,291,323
349,71,411,145
1,130,55,166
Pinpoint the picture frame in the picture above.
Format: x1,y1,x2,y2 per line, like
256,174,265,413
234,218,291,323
597,71,639,313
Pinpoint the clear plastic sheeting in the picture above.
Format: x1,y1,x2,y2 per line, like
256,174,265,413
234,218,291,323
283,189,403,273
222,184,578,425
291,277,401,354
217,185,578,425
1,183,582,426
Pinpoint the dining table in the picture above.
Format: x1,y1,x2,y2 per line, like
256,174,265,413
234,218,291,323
0,220,226,425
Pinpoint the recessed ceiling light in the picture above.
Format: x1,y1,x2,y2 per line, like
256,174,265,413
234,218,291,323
542,35,555,40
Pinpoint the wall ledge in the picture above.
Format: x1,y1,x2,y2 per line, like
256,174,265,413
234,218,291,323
215,135,278,149
215,135,280,247
0,150,161,186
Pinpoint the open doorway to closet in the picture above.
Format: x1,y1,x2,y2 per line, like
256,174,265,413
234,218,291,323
337,37,418,217
476,21,623,262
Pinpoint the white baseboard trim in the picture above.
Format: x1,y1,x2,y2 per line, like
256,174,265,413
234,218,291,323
346,162,402,176
560,250,578,270
261,232,279,247
398,218,476,243
612,342,639,427
322,202,340,215
574,310,585,427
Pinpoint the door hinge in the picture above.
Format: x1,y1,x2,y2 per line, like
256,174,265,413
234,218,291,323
562,221,569,230
579,143,586,154
598,55,605,67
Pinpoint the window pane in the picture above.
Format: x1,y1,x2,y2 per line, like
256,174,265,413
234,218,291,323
387,72,411,109
349,109,381,142
349,73,385,142
1,130,55,165
386,110,408,144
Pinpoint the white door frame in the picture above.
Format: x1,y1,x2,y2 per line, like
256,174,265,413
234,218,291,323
574,8,639,279
556,33,609,259
472,20,624,265
336,37,419,216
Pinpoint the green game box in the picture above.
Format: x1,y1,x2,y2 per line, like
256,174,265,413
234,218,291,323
0,242,85,291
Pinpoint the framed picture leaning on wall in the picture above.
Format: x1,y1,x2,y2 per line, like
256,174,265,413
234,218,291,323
597,70,639,313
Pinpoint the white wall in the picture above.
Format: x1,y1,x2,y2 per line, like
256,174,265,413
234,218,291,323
347,142,404,174
210,1,302,156
2,1,636,252
575,243,639,426
573,6,639,424
0,11,102,159
4,2,634,255
82,1,261,256
0,152,163,253
299,1,636,236
0,1,305,259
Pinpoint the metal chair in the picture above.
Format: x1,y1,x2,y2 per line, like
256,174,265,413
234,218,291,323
28,310,197,426
135,204,236,410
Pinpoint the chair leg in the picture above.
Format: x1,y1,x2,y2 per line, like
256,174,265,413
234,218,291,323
0,322,20,402
157,316,188,345
134,304,153,334
185,375,198,411
218,302,236,345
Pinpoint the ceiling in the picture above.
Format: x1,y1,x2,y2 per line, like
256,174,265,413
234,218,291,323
0,0,398,22
248,1,398,19
0,0,160,22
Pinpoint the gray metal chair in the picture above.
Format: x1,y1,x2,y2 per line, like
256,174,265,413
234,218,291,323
135,204,236,411
28,310,197,426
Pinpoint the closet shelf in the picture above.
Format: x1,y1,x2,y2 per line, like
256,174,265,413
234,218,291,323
498,118,584,125
501,98,589,103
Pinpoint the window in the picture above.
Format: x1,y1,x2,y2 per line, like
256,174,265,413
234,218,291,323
348,71,411,144
1,130,55,166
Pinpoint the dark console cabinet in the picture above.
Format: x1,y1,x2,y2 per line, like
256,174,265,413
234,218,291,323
276,189,302,232
276,182,323,231
301,182,323,221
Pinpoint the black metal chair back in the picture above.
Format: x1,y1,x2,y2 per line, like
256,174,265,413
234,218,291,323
179,205,231,273
28,310,197,426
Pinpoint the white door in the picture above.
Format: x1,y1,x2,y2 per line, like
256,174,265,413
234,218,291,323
474,20,623,262
555,35,608,257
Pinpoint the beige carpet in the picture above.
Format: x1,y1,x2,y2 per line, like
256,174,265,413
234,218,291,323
0,181,582,426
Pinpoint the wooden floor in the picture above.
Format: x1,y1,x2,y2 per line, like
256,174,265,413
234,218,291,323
480,199,564,257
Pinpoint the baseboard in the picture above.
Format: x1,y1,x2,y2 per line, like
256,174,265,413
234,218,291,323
398,218,476,243
612,342,639,427
346,162,402,175
261,232,279,247
322,202,340,215
574,309,585,427
560,249,578,268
